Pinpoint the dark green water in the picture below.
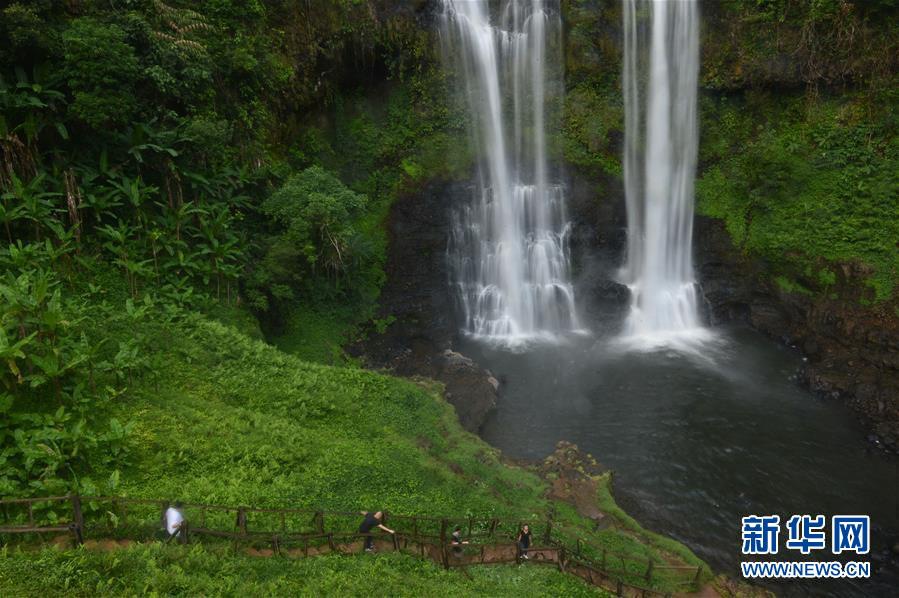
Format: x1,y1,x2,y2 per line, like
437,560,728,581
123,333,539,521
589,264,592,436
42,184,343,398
469,326,898,597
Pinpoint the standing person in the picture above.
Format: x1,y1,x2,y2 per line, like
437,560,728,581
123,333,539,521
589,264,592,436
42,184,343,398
358,511,395,552
164,501,185,541
516,524,532,560
451,525,469,556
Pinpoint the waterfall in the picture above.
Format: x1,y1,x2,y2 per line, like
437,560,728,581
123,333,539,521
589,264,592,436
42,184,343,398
621,0,704,342
442,0,580,346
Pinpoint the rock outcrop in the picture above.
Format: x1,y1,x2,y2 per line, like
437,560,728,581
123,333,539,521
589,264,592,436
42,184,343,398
539,441,608,523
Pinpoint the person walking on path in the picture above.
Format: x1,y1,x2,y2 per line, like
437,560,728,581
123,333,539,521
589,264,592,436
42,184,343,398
516,524,532,560
163,501,185,542
358,511,395,552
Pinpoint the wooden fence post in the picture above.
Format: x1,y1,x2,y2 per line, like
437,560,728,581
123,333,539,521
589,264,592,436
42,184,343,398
645,559,654,582
616,580,623,597
70,495,85,545
232,507,247,552
236,508,248,536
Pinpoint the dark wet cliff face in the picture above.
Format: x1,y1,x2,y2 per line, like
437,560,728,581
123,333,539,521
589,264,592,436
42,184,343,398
349,179,500,432
566,169,631,332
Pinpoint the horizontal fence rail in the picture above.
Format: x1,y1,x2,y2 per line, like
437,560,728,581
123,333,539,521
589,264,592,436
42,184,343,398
0,495,703,597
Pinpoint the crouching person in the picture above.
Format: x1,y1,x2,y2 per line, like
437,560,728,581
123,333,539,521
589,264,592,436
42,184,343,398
358,511,394,552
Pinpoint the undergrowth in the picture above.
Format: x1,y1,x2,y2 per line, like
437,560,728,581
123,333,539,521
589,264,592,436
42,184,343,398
0,544,606,597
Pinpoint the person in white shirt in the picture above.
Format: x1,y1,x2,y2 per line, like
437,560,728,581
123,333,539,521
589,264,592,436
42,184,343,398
164,501,185,540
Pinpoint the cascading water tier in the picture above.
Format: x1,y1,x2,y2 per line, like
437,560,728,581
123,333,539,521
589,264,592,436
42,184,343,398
442,0,580,347
621,0,707,345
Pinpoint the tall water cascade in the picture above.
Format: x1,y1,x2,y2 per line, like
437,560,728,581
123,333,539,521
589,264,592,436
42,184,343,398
621,0,704,341
442,0,579,346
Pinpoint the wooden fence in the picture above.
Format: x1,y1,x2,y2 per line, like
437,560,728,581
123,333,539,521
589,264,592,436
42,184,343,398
0,495,704,597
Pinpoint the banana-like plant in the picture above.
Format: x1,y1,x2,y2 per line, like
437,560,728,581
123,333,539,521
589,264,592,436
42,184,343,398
1,173,60,241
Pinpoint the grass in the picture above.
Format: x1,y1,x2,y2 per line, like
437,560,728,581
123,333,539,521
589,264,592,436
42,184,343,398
0,297,711,594
268,303,362,365
0,544,608,597
115,311,547,515
594,474,705,570
0,261,710,594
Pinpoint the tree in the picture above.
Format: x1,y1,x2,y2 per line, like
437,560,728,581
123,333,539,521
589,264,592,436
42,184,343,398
262,166,367,280
62,18,140,129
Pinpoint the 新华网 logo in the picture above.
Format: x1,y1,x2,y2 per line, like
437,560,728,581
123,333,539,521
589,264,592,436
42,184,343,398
740,514,870,579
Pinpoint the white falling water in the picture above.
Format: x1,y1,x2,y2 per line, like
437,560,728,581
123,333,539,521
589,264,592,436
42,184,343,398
442,0,580,346
621,0,706,344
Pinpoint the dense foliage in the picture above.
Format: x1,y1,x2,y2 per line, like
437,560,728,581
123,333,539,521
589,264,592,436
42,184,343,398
696,0,898,301
0,0,466,496
696,90,898,301
0,265,134,496
246,166,372,312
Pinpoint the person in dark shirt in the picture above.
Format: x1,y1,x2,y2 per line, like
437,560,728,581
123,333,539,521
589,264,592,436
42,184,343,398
451,525,469,556
516,524,532,560
358,511,395,552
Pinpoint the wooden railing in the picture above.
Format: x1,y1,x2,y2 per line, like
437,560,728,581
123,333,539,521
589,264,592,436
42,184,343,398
0,496,705,597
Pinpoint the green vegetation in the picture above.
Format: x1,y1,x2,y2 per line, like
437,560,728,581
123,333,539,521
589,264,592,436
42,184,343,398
0,289,708,594
696,87,898,302
562,85,622,178
0,0,471,503
695,0,898,302
265,82,472,359
0,261,136,497
114,304,550,513
0,544,606,597
594,474,705,571
559,0,623,179
246,166,374,314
